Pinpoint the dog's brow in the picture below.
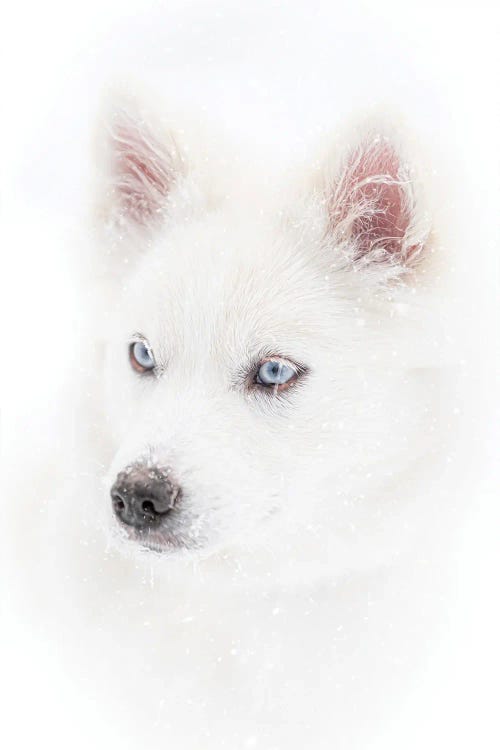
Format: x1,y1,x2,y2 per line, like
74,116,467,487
129,331,147,342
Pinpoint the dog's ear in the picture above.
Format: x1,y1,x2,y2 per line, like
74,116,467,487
94,92,187,236
317,124,430,281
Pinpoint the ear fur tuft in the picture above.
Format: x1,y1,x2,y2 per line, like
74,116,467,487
325,129,429,275
97,94,186,232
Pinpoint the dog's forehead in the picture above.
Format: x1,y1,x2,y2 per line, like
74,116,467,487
125,213,328,356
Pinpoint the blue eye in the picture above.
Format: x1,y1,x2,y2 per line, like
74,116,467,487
129,340,155,373
255,359,298,389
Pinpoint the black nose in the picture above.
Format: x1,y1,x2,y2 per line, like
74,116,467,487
111,464,180,530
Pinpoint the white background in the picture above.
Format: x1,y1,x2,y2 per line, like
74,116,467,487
1,1,499,747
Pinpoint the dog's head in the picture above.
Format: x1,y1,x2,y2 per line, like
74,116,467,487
91,91,435,567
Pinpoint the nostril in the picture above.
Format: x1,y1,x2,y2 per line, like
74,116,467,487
112,490,126,512
141,497,173,517
141,500,156,515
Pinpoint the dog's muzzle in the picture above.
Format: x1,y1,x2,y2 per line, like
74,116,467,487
111,463,180,531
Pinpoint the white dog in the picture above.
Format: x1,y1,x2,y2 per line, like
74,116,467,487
5,88,459,749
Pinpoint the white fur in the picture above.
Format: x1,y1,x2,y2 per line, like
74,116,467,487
4,88,462,749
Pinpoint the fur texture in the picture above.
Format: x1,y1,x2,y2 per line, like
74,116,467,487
5,88,458,749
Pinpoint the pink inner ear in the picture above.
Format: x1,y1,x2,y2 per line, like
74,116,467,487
331,140,416,262
113,123,172,226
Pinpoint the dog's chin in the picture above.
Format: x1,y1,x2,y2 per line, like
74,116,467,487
112,518,207,557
